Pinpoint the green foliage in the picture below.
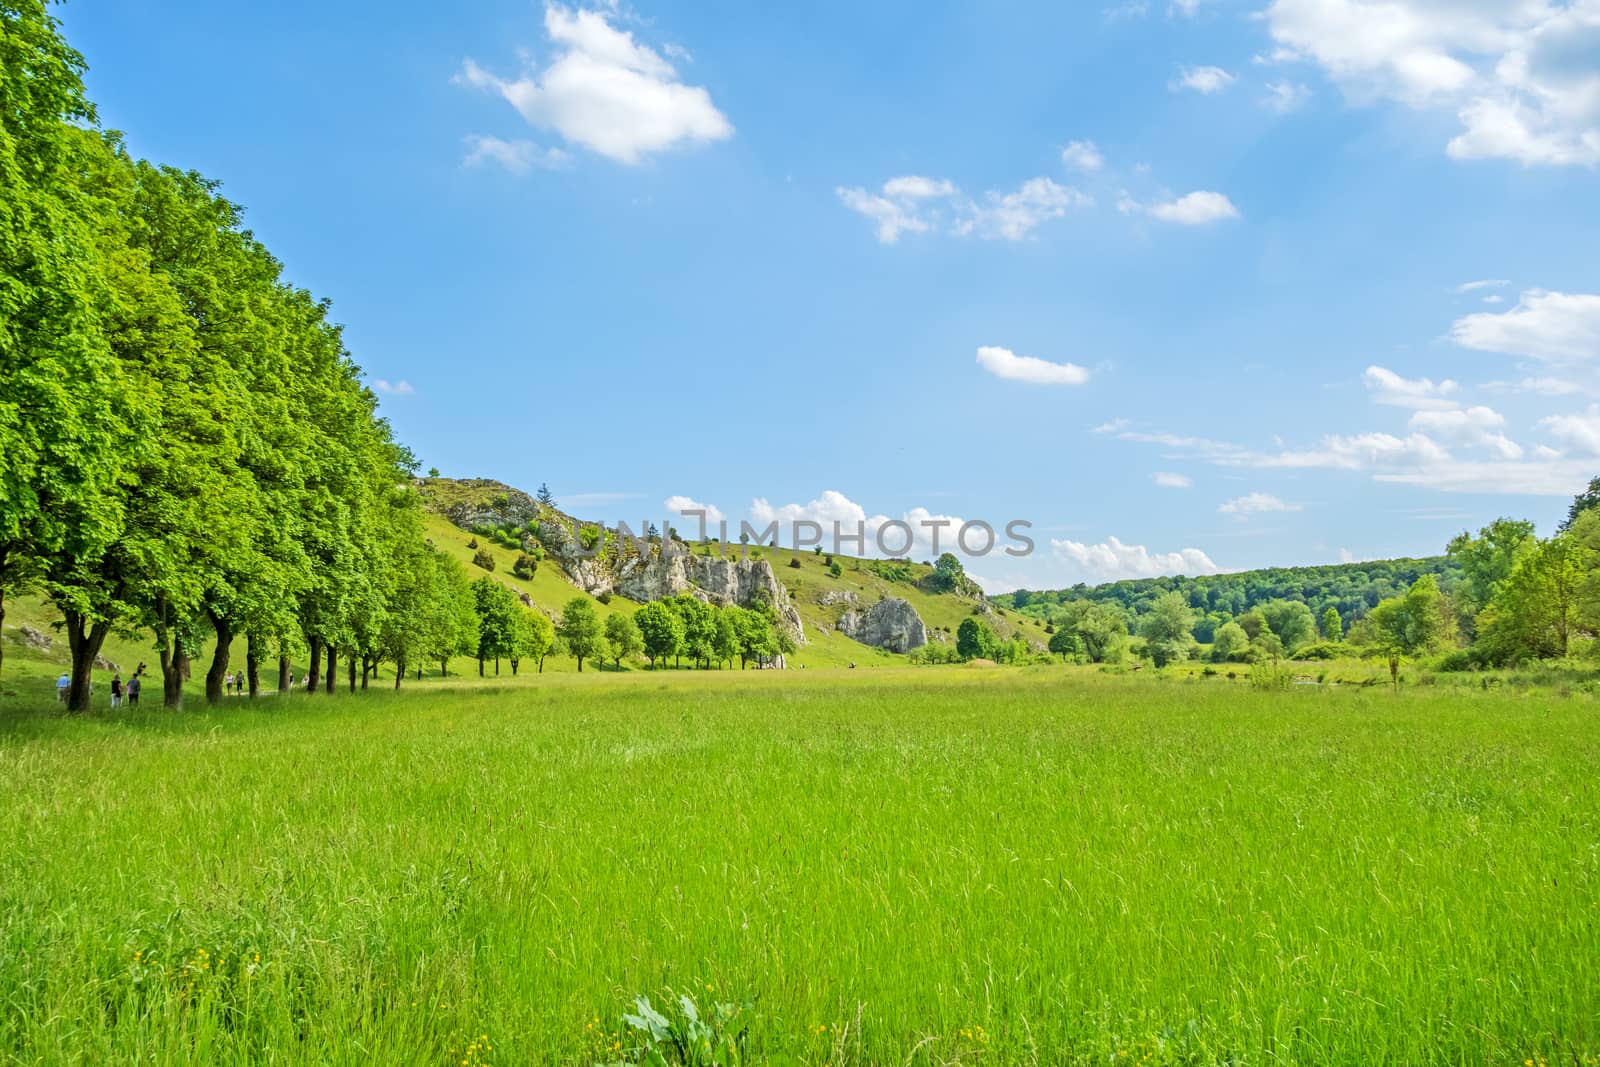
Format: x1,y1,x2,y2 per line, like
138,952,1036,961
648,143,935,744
512,553,538,580
827,561,842,578
955,617,998,661
1259,599,1317,653
930,552,965,592
604,612,643,670
1320,606,1343,642
471,577,520,672
1354,575,1451,684
1210,621,1250,662
1137,591,1196,667
471,548,495,572
635,601,685,668
1047,627,1081,662
1052,601,1128,664
557,597,603,672
996,556,1461,633
608,991,754,1066
1447,518,1536,619
865,560,916,584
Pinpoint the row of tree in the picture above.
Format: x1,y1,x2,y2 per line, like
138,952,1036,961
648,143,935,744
1,4,456,708
1018,481,1600,677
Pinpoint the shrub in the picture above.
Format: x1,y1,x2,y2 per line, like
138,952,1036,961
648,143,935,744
467,537,478,549
788,557,802,569
472,548,495,572
1293,642,1343,661
828,561,842,578
512,554,538,580
596,591,612,605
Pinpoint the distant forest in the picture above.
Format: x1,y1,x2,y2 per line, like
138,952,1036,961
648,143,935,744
994,556,1462,639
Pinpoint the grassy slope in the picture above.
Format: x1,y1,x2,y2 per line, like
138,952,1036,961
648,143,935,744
0,671,1593,1063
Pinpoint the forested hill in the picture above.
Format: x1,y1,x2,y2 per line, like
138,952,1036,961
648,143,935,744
994,556,1462,632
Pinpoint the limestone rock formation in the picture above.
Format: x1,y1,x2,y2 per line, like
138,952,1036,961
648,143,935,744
837,597,927,653
552,539,806,645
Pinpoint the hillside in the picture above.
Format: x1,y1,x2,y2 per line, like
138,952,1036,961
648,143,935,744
995,554,1464,632
415,477,1044,665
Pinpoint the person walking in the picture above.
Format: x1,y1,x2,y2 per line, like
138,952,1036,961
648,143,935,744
127,670,141,707
55,672,70,703
110,673,123,709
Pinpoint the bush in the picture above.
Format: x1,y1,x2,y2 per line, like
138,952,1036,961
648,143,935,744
1435,647,1489,672
1293,642,1343,661
1250,661,1292,689
788,557,802,569
467,537,478,549
596,591,612,605
472,548,495,572
828,561,842,578
512,554,538,580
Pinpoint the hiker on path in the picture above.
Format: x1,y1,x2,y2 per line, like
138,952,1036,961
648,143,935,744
110,673,123,709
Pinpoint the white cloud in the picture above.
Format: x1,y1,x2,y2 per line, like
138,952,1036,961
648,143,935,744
1219,491,1302,514
957,178,1093,240
455,4,732,165
835,185,933,244
976,345,1090,386
1153,471,1193,488
1540,405,1600,456
665,494,726,526
1171,65,1236,93
1264,0,1600,167
1483,294,1505,304
1362,364,1460,410
1124,190,1242,225
1408,405,1524,458
1262,81,1312,112
1061,140,1105,172
1518,376,1585,396
372,379,415,396
840,175,1089,243
1457,278,1511,293
747,491,979,560
1052,535,1220,579
462,134,570,174
881,176,957,199
1451,290,1600,363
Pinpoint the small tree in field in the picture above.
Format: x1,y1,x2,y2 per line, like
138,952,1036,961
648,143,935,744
472,548,495,572
1356,575,1449,684
1320,606,1343,642
635,601,684,669
604,612,643,670
557,597,604,672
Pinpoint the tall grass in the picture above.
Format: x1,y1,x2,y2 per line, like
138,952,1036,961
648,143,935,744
0,670,1595,1064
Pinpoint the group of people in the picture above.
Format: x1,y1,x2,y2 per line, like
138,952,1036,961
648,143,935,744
56,662,148,708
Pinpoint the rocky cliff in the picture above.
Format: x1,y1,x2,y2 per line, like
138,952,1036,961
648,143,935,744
837,597,927,653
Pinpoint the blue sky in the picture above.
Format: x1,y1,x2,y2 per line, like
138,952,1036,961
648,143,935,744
62,0,1600,591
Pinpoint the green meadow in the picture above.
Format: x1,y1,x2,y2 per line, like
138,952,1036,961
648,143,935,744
1,670,1595,1065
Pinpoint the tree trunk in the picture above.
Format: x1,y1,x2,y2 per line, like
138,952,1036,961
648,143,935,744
307,635,323,691
0,585,7,679
205,611,231,705
62,609,111,712
278,655,291,695
510,659,519,676
577,656,584,673
438,658,446,678
395,658,405,690
494,655,500,676
152,598,185,710
1389,654,1400,685
346,653,355,693
478,655,484,677
325,645,336,694
246,633,262,698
